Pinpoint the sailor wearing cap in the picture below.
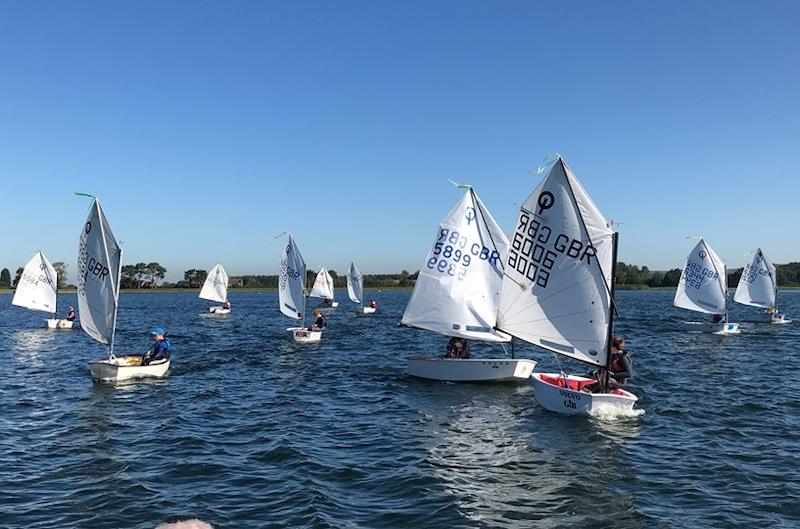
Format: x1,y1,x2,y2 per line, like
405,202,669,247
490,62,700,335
142,327,172,366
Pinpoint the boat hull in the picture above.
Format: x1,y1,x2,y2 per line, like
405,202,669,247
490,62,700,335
287,327,322,343
407,357,536,382
46,319,74,330
684,321,741,334
89,356,170,382
531,373,638,416
359,307,376,314
209,306,231,314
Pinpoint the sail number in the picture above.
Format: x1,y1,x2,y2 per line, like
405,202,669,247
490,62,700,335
739,263,769,285
427,228,501,281
508,211,598,289
682,261,719,290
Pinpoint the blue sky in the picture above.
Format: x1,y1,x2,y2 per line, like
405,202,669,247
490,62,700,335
1,1,798,282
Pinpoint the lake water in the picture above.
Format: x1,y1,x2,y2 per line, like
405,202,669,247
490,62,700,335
1,290,798,529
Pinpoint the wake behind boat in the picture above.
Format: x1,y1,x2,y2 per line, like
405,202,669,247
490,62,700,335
495,156,639,415
401,185,535,383
78,196,171,382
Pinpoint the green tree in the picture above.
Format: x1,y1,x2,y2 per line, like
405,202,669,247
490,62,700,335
121,265,137,289
0,268,10,287
184,269,208,288
12,267,23,287
52,261,67,289
145,262,167,287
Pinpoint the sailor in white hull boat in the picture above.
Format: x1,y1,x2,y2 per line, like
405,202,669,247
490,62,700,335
66,305,76,322
445,337,470,359
142,327,172,366
586,336,632,392
223,299,231,311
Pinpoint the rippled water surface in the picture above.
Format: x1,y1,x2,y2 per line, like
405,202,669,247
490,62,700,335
2,290,799,529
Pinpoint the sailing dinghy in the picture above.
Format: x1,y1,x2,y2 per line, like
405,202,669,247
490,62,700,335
347,262,375,314
12,251,74,329
200,263,230,314
279,234,321,342
733,248,791,324
79,197,170,381
401,187,535,382
309,267,339,308
496,156,638,415
674,238,740,335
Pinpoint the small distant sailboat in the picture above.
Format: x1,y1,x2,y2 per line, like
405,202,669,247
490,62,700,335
401,186,536,382
309,267,338,308
733,248,791,324
79,197,170,381
346,262,374,314
12,251,74,329
200,263,230,314
279,234,321,342
496,156,638,415
674,238,740,335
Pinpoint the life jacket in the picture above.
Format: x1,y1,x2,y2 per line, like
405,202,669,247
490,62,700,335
609,351,629,380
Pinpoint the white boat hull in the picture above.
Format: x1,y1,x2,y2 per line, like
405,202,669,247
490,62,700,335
287,327,322,343
89,356,170,382
407,357,536,382
46,319,74,329
532,373,638,416
772,314,791,324
209,306,231,314
359,307,376,314
684,321,741,334
713,322,741,335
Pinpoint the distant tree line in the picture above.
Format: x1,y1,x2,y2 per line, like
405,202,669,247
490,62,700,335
616,261,800,288
3,261,800,289
160,269,421,289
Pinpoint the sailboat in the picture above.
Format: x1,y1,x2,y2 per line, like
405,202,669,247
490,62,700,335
401,187,536,382
674,238,740,335
346,262,374,314
79,197,170,381
279,234,321,342
495,155,638,415
733,248,791,324
12,251,74,329
200,263,230,314
309,267,338,308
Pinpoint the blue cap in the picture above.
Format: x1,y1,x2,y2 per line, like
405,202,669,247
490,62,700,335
150,327,167,336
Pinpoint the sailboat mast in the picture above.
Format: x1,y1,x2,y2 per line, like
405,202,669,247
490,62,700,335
602,232,619,391
109,246,123,359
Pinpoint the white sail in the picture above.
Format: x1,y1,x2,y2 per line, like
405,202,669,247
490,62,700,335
346,262,363,304
199,263,229,303
673,239,728,315
77,198,122,347
279,235,307,321
733,248,776,309
12,251,58,314
401,188,510,342
309,267,335,300
496,156,615,367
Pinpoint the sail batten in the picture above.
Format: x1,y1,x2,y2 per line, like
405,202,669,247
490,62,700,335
400,188,511,342
200,263,229,303
674,239,728,315
733,248,777,309
12,251,58,314
77,199,122,347
496,156,614,367
278,235,307,321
